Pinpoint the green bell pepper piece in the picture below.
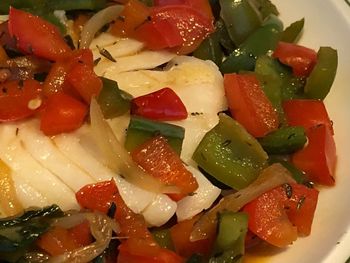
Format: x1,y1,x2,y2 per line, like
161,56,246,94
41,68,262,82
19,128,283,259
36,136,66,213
258,126,307,154
219,0,262,46
125,116,185,155
268,157,308,184
152,229,175,251
193,30,224,67
304,47,338,100
220,23,281,73
193,114,268,190
262,14,283,32
210,211,248,263
97,77,131,119
215,19,236,54
249,0,279,19
281,18,305,43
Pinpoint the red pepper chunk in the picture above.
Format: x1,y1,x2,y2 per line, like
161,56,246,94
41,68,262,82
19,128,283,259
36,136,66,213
8,7,71,61
224,73,279,138
40,93,88,136
292,124,337,186
273,42,317,77
132,136,198,201
283,99,334,134
243,183,319,248
0,79,43,122
131,88,188,121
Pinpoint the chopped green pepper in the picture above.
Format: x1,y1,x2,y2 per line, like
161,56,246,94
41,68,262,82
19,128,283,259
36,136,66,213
220,23,281,73
258,126,307,154
215,19,236,54
193,30,224,67
219,0,262,46
304,47,338,100
210,211,248,263
125,116,185,155
268,157,308,184
281,18,305,43
97,77,131,119
152,229,175,251
250,0,279,19
193,114,268,190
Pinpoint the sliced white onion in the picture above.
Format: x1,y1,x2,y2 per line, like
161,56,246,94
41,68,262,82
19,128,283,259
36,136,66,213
89,98,178,194
80,5,124,49
190,163,295,241
48,213,119,263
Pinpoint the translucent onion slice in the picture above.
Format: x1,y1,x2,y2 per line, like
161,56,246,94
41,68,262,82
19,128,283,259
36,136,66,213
0,159,23,217
48,213,119,263
190,163,295,241
80,5,124,49
89,98,179,194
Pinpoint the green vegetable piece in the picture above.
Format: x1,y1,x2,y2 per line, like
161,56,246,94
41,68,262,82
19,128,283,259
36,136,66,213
193,31,224,67
258,126,307,154
281,18,305,43
219,0,262,46
97,77,131,119
210,211,248,263
193,114,268,190
220,23,281,73
304,47,338,100
125,116,185,155
250,0,279,19
215,19,236,53
152,229,175,251
268,157,307,184
262,14,283,32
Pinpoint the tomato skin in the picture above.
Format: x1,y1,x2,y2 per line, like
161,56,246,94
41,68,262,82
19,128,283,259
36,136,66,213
8,7,70,61
273,42,317,77
292,124,336,186
243,183,319,247
283,99,333,134
40,93,88,136
132,136,198,201
224,73,279,138
149,5,214,54
131,88,188,121
170,215,214,258
0,79,43,122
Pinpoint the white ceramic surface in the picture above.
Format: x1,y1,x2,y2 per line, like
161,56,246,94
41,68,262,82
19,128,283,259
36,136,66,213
265,1,350,262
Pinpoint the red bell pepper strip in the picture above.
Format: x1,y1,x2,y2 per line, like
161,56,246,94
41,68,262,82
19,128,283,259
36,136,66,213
292,124,336,186
40,93,88,136
224,73,279,138
243,183,319,247
282,99,334,134
0,79,43,122
273,41,317,77
131,136,198,201
131,88,188,121
8,7,71,61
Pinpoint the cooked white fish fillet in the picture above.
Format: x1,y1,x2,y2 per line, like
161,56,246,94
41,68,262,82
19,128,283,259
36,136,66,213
0,123,78,211
17,120,96,192
176,166,221,222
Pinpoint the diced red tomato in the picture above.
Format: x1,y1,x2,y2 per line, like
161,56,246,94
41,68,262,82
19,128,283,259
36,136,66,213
66,62,102,103
224,73,279,138
243,183,319,247
131,136,198,201
135,19,183,50
131,88,188,121
110,0,151,37
8,8,70,61
292,124,336,186
273,42,317,77
0,79,43,122
43,60,72,96
36,226,82,256
170,215,214,258
154,0,214,22
283,99,334,134
40,93,88,136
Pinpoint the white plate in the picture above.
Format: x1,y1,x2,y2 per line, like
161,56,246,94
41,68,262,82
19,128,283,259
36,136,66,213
257,1,350,262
